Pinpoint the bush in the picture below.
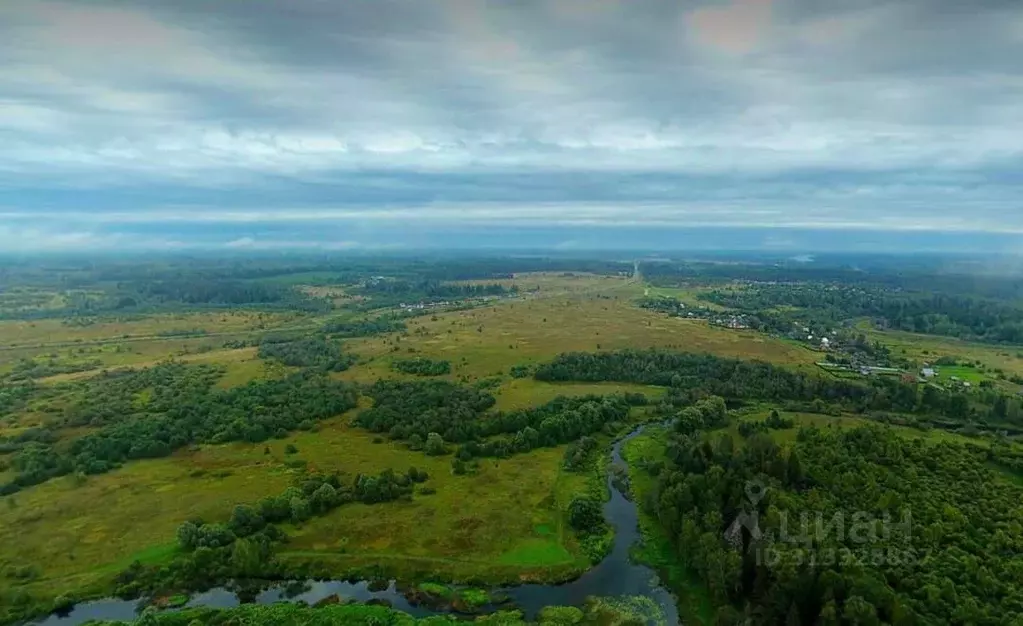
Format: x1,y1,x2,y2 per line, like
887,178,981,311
391,357,452,376
568,497,605,535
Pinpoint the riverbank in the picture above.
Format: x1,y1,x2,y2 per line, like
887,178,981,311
622,427,716,625
80,594,668,625
20,422,680,626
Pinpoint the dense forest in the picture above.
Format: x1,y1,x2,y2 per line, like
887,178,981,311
643,421,1023,625
4,279,329,319
699,283,1023,344
639,258,1023,301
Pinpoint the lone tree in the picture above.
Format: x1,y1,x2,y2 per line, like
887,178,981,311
425,432,447,456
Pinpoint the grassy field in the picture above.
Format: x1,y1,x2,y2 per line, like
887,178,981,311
31,347,268,387
336,277,817,387
281,424,590,582
490,380,665,412
0,445,296,598
0,412,605,599
0,311,296,348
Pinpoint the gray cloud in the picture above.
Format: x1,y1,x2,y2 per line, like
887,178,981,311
1,0,1021,248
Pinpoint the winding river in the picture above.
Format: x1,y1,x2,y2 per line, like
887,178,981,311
32,425,679,625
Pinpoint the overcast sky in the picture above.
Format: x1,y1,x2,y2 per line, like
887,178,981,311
2,0,1022,252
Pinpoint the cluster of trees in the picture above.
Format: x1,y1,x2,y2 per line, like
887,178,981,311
116,468,426,600
355,380,497,443
454,395,635,461
645,420,1023,625
356,278,515,301
673,396,729,435
987,437,1023,474
257,336,356,372
509,364,533,379
736,411,794,438
356,380,639,461
482,395,636,446
4,357,103,382
391,357,452,376
0,427,57,455
3,370,358,494
563,436,599,471
321,316,406,337
0,380,35,418
63,362,225,427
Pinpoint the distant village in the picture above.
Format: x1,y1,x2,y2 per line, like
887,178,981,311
396,295,505,313
640,294,993,393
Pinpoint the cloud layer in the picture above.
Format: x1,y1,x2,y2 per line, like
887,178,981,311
2,0,1022,250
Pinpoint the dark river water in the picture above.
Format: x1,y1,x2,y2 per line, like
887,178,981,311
32,425,679,625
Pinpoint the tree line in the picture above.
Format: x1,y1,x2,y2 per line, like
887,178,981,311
534,349,1017,426
321,315,407,337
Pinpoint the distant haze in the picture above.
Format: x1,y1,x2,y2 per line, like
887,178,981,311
2,1,1021,252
